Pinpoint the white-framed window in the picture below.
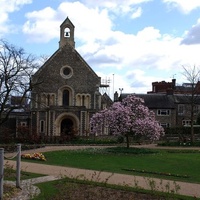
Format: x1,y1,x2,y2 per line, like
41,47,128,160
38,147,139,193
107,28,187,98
157,109,170,116
182,120,192,126
160,123,170,128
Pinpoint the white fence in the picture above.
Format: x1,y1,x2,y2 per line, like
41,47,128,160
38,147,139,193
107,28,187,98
0,144,21,200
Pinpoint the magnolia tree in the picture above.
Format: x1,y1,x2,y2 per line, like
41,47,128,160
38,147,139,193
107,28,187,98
90,94,164,148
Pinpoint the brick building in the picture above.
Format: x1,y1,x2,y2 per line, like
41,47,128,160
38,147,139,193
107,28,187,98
147,79,176,94
148,78,200,95
117,92,200,128
31,17,108,138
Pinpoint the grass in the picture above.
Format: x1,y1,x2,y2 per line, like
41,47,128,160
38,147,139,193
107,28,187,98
21,147,200,183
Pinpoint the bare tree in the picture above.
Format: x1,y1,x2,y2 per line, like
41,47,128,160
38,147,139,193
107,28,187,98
39,54,50,64
0,39,40,126
182,65,200,143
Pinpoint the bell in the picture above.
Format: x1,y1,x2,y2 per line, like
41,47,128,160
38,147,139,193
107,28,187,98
65,32,69,37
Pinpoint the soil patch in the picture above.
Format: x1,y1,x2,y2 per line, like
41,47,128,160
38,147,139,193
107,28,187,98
3,184,21,200
45,181,173,200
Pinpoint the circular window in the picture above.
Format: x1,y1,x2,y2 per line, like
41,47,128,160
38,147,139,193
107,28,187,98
60,66,73,79
63,67,71,75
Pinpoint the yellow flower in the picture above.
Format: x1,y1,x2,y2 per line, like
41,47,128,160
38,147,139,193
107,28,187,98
21,153,46,161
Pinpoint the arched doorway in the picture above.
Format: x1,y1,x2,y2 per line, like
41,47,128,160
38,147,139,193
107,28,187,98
55,112,79,136
61,118,73,135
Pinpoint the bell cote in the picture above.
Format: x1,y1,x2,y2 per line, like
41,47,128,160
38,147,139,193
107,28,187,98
59,17,75,48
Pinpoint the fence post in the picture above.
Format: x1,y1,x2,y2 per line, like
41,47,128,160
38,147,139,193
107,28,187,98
16,144,21,188
0,148,4,200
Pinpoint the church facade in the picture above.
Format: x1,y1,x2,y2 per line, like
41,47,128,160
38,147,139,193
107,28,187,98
31,17,105,139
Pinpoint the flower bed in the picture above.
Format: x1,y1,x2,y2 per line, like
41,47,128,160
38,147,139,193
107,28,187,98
21,153,46,161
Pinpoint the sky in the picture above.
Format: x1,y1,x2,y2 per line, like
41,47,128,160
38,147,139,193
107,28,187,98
1,0,200,98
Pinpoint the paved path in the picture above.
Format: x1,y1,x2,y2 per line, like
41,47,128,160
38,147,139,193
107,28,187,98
4,145,200,199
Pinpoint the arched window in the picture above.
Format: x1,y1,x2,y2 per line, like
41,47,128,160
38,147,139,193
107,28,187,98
40,120,45,133
64,27,70,37
63,89,69,106
50,94,55,106
82,96,85,106
86,95,90,108
41,94,46,108
76,94,81,106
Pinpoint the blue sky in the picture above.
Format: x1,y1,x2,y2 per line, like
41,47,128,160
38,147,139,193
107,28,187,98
1,0,200,98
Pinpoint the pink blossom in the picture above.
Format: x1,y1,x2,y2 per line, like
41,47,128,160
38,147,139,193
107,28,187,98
90,94,164,142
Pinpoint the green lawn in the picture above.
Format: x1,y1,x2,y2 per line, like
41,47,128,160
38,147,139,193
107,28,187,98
21,147,200,183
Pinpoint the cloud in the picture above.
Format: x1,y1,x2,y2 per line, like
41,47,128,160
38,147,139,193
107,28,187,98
23,7,59,43
181,20,200,45
96,71,136,97
162,0,200,14
22,1,113,43
58,2,113,43
11,0,200,95
87,27,183,71
22,0,152,43
125,69,157,93
83,0,150,14
0,0,32,36
131,7,142,19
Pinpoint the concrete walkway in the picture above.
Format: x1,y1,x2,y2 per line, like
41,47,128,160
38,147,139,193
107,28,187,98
4,145,200,199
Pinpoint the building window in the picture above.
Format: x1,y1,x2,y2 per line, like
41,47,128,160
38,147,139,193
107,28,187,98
40,120,45,133
157,109,170,116
178,105,184,115
82,96,85,106
63,89,69,106
160,123,170,128
182,120,196,126
153,86,156,92
64,27,70,37
194,105,199,115
20,122,27,127
182,120,191,126
47,94,50,106
41,93,46,108
63,67,71,75
60,66,73,79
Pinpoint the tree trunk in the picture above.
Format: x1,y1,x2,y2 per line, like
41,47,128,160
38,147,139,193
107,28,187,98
126,134,130,148
190,119,194,144
190,90,195,144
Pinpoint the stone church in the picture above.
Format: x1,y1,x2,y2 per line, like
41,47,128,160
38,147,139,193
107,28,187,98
31,17,109,139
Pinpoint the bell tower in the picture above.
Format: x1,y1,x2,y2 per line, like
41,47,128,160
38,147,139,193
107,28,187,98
59,17,75,48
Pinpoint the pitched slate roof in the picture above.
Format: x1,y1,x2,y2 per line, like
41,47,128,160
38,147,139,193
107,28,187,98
137,94,175,109
101,93,113,107
173,94,200,104
120,93,200,109
120,93,175,109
